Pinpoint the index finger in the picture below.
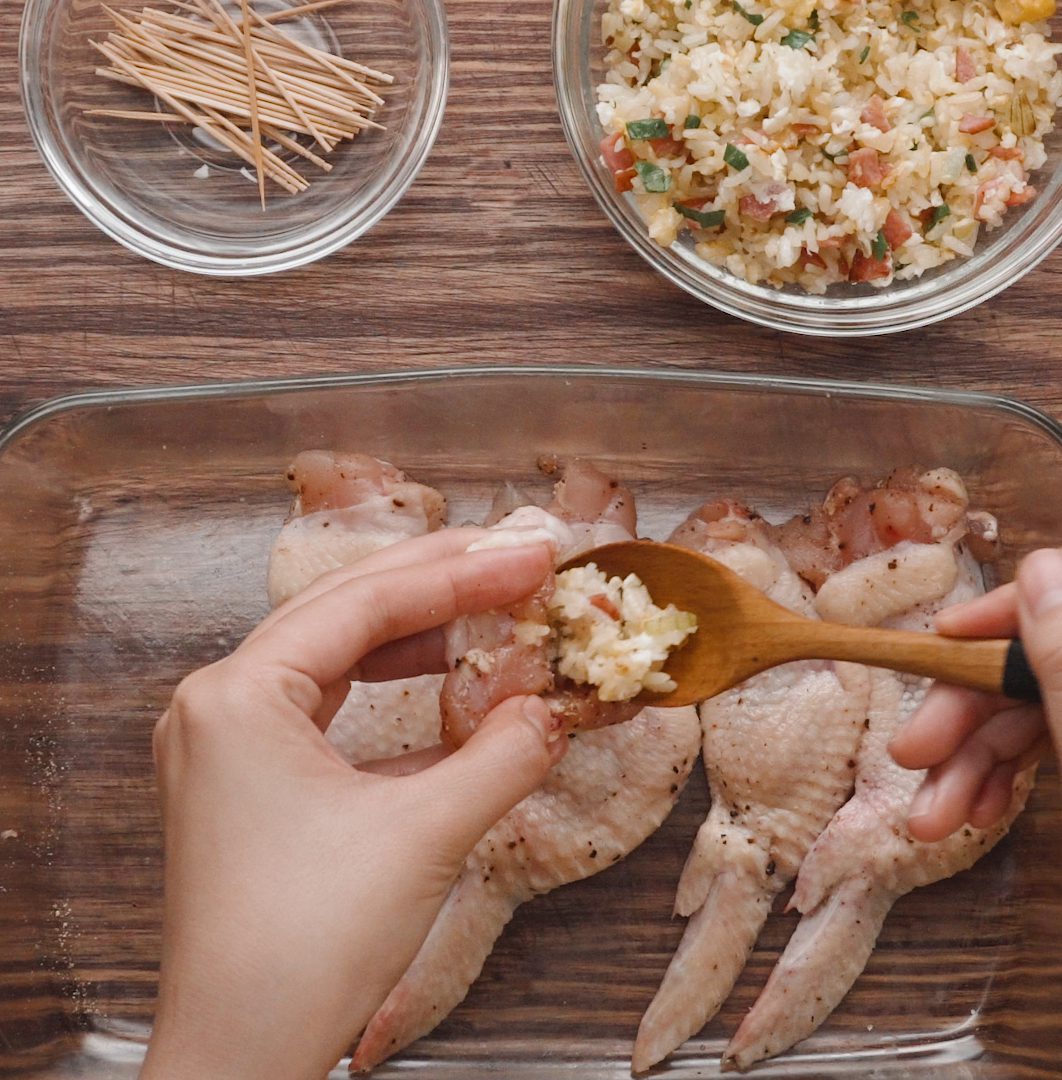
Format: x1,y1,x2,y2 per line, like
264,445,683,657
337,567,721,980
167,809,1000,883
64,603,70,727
934,582,1018,638
888,683,1008,770
236,543,552,687
246,527,486,647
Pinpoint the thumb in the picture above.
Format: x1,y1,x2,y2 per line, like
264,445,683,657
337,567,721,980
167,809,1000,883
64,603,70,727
1016,548,1062,740
408,696,567,859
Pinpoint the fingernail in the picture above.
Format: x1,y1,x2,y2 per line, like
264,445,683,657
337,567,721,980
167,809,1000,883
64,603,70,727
522,696,556,740
1019,549,1062,618
907,777,937,821
523,696,568,764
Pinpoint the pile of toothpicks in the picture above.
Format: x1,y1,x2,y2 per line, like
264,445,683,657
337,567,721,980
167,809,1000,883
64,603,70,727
89,0,394,204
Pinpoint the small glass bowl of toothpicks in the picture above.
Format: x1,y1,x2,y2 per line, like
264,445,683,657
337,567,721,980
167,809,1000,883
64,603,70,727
20,0,448,274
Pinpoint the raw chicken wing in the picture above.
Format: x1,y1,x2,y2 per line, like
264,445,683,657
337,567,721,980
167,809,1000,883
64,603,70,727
632,502,871,1073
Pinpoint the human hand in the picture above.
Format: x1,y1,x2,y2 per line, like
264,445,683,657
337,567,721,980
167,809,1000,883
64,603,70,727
888,548,1062,843
140,531,563,1080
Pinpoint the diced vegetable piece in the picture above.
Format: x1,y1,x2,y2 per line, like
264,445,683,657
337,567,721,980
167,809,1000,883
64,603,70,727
871,229,888,260
627,118,670,140
900,10,920,26
965,152,978,173
781,28,814,47
635,160,671,192
786,207,813,225
925,203,951,230
676,202,726,227
995,0,1054,23
683,115,702,129
733,0,764,23
724,143,750,170
858,44,870,62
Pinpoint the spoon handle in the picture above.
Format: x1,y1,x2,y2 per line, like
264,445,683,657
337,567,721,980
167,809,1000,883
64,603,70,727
791,624,1041,702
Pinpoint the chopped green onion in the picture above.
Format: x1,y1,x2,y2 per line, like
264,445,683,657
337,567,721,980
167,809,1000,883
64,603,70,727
786,207,813,225
684,0,692,8
724,142,750,170
965,152,978,173
900,9,920,26
808,8,820,30
733,0,764,23
626,118,670,140
858,44,870,62
635,160,671,192
684,114,702,129
676,203,726,228
871,229,888,260
928,203,951,229
781,28,814,48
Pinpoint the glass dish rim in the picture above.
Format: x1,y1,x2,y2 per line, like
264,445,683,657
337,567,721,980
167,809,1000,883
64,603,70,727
17,0,450,278
3,364,1061,455
550,0,1062,338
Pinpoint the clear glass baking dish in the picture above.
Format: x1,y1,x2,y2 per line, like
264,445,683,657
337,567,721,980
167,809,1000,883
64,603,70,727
2,365,1062,1078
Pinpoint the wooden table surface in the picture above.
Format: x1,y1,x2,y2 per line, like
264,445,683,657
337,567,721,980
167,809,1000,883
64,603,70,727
1,0,1060,430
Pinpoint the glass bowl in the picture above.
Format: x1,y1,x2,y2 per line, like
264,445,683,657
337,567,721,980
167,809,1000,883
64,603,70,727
552,0,1062,336
19,0,448,275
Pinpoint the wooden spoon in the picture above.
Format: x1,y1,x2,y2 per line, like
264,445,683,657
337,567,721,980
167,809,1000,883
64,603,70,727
562,541,1040,709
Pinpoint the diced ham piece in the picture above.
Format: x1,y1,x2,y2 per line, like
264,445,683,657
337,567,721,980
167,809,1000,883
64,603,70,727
976,174,1035,218
600,132,633,173
614,167,636,193
860,95,891,133
1006,185,1037,207
959,114,995,134
974,180,997,219
882,208,913,249
849,250,891,283
739,194,778,220
791,123,821,137
955,46,976,83
799,247,827,270
649,135,687,158
847,147,887,189
989,146,1024,161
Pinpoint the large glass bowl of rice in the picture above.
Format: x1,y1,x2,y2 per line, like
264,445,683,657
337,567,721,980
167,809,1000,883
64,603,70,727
552,0,1062,334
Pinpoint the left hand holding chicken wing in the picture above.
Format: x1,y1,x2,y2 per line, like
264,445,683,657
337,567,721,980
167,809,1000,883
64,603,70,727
141,533,563,1080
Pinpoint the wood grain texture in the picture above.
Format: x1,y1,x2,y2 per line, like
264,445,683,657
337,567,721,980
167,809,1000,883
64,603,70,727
3,0,1062,1075
2,0,1062,429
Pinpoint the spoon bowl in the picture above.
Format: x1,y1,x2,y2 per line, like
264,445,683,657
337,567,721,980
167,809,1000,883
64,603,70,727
564,541,1039,708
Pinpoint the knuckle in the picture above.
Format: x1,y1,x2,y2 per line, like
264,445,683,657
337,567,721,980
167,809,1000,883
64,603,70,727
167,669,216,730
